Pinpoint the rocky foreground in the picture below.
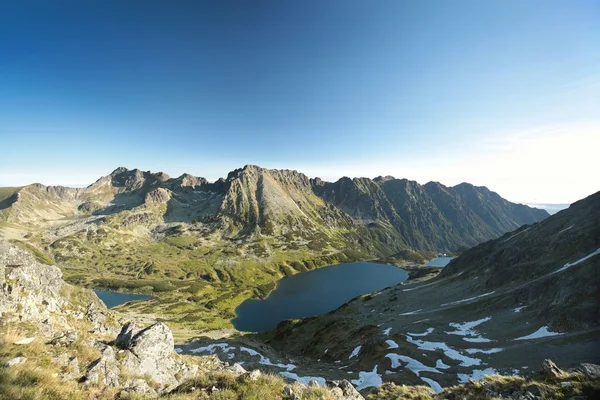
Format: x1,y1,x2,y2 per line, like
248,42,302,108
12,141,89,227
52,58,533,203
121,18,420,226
2,238,600,399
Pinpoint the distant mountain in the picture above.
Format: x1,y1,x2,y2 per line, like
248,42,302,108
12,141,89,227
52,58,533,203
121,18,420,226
0,165,548,255
522,202,571,215
268,190,600,389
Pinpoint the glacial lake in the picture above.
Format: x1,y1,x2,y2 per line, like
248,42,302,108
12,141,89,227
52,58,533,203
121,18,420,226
424,257,455,267
95,290,151,309
232,261,409,332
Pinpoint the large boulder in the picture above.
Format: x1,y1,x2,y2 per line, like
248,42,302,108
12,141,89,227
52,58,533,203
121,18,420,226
0,240,116,335
326,380,365,400
116,321,143,348
118,322,183,390
0,241,65,321
541,359,565,378
129,322,174,359
84,346,121,387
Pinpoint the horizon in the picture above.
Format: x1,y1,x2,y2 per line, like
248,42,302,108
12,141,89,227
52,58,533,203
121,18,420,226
1,1,599,205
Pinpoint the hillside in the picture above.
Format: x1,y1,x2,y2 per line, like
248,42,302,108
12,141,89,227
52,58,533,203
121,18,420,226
1,225,598,400
0,165,549,330
264,191,600,392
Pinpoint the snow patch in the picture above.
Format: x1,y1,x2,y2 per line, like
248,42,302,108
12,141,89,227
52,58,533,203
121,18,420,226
280,372,325,386
385,354,441,376
385,340,399,349
383,328,392,336
463,337,493,343
408,328,434,337
349,345,362,359
436,359,451,369
351,365,382,390
557,225,574,235
442,292,495,306
550,248,600,275
465,348,504,354
513,306,526,313
421,377,443,393
406,336,482,367
239,347,296,371
400,309,422,315
457,368,498,383
190,343,235,355
514,326,562,341
446,317,491,337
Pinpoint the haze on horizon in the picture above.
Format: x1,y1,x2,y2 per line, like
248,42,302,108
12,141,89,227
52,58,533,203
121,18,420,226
1,1,598,205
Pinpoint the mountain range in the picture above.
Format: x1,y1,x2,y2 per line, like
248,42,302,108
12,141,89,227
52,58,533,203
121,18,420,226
0,165,548,331
0,164,548,252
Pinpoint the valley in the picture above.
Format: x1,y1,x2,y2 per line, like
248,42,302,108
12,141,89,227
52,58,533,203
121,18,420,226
1,165,598,399
0,165,548,332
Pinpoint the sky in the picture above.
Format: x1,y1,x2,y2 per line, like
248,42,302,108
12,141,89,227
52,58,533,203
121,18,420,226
1,0,598,204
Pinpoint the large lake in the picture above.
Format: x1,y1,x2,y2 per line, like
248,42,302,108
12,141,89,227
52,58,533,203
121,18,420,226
95,290,151,309
232,261,408,332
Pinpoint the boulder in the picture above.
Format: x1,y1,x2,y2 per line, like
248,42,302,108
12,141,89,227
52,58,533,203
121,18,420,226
116,321,142,349
119,378,159,398
84,346,120,387
14,337,35,345
49,330,78,346
60,356,81,381
229,363,247,374
129,322,174,360
120,322,179,389
575,363,600,379
541,359,564,377
326,380,365,400
4,357,27,367
247,369,262,381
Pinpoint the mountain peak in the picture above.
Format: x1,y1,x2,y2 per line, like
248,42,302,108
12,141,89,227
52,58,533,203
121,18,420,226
110,166,129,176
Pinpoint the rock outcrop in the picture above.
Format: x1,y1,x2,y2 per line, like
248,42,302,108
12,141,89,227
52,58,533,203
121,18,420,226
0,240,116,336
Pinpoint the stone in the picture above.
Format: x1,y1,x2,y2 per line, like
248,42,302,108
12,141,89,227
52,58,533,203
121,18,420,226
541,359,564,377
119,378,158,398
283,385,294,397
84,346,120,387
120,323,180,389
129,322,174,360
229,363,247,375
326,380,364,400
248,369,262,381
4,357,27,367
14,337,35,345
60,357,81,381
49,330,78,346
116,321,142,349
576,363,600,378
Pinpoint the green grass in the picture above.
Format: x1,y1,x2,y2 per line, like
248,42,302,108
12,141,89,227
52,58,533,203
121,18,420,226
10,240,55,265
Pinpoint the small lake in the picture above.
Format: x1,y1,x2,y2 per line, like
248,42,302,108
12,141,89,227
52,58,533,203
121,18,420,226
232,261,408,332
424,257,455,267
95,290,151,309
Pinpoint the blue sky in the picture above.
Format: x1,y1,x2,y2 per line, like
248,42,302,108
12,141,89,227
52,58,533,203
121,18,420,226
1,0,598,203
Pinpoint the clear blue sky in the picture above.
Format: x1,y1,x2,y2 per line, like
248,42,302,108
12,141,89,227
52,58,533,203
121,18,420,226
1,0,598,203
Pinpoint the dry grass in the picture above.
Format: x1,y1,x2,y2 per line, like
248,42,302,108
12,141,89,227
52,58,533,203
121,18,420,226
367,382,434,400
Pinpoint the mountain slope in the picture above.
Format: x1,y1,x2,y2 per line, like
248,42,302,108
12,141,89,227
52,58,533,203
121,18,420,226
267,190,599,391
0,165,549,330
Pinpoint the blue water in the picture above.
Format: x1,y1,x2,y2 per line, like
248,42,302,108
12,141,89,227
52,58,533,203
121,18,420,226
424,257,455,267
232,261,408,332
95,290,151,309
